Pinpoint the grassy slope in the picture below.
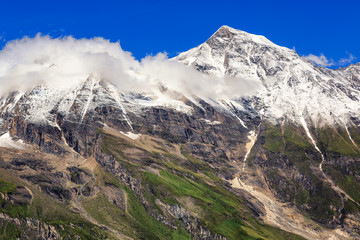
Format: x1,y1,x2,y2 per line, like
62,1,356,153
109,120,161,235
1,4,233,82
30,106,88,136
261,122,360,222
84,166,192,240
317,126,360,203
0,169,111,240
261,123,344,222
318,127,360,157
0,128,305,240
98,131,304,240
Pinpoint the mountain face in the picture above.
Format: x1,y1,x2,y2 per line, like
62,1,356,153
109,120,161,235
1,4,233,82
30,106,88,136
176,26,360,125
1,26,360,240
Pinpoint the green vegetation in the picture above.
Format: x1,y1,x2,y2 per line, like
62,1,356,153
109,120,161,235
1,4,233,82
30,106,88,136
0,221,22,240
261,123,343,222
0,129,306,240
142,169,251,239
0,170,111,240
283,127,312,150
0,179,16,194
83,193,143,239
85,168,192,240
348,127,360,146
101,133,145,170
318,127,360,157
263,123,311,156
323,164,360,204
0,178,30,219
124,183,191,240
313,126,360,215
344,198,360,214
262,124,284,152
142,169,303,240
99,131,304,240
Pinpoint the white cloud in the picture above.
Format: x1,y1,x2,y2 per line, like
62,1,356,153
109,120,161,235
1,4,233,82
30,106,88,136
0,34,138,95
339,52,356,65
0,34,262,99
302,53,334,67
302,52,356,67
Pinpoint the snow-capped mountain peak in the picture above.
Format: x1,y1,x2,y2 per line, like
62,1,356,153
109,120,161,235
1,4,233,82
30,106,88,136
209,25,278,48
175,26,360,126
176,25,297,78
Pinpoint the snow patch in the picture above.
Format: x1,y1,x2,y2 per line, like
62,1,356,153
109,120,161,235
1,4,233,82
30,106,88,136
107,83,133,130
132,91,193,115
201,119,221,125
5,91,24,112
119,131,141,140
80,76,97,123
0,132,29,149
218,99,248,129
343,122,360,150
299,117,325,170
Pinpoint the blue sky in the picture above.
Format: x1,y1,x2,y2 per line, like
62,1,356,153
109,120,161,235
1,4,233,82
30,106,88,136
0,0,359,68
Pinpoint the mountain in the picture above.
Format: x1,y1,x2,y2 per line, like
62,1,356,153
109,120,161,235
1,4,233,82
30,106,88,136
176,25,360,125
1,26,360,239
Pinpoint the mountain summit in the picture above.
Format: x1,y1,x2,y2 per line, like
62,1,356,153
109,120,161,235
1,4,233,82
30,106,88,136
176,25,294,77
176,26,360,126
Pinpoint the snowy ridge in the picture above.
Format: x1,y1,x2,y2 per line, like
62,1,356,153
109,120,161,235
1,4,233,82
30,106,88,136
0,26,360,130
107,84,134,130
80,75,97,123
175,25,360,126
0,74,195,132
218,99,248,129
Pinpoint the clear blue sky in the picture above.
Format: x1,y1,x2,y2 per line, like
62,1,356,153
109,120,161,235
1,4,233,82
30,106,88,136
0,0,359,67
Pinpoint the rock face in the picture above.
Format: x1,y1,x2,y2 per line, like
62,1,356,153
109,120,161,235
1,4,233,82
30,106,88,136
157,200,227,240
8,187,33,205
0,213,61,240
0,26,360,239
0,186,33,206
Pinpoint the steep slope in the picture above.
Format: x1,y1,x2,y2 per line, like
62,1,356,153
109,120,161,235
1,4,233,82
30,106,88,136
176,25,360,239
0,26,360,239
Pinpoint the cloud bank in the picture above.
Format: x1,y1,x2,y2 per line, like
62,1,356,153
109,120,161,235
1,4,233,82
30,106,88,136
0,34,261,100
302,53,334,67
339,52,356,65
302,52,356,67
